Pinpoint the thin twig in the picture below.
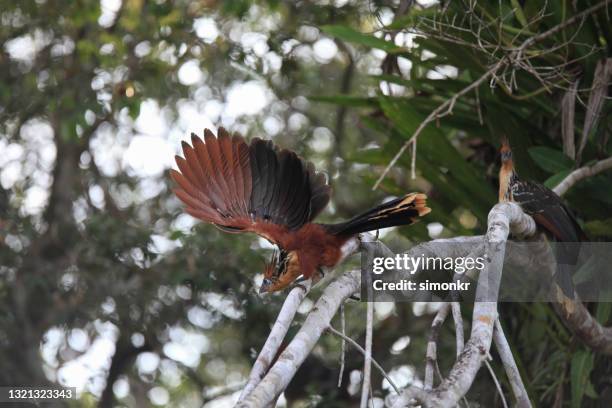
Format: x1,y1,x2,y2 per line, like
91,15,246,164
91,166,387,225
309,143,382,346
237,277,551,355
493,318,532,407
327,325,401,394
373,59,506,190
360,292,374,408
338,303,346,388
451,302,464,358
484,359,509,408
425,304,451,390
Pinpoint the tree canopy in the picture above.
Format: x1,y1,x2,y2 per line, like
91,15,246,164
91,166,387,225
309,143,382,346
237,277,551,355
1,0,611,407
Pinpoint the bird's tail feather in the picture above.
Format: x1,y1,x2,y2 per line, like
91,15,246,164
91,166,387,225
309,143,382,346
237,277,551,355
327,193,430,236
554,263,576,299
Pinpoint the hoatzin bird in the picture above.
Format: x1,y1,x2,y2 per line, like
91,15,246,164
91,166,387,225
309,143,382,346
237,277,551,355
171,128,431,293
498,140,587,297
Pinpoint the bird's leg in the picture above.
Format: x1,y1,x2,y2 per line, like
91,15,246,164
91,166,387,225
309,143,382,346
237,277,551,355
292,268,325,291
312,268,325,284
349,294,361,301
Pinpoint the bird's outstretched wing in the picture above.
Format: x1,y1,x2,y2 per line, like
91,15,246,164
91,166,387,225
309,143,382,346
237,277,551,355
511,180,587,242
170,128,331,246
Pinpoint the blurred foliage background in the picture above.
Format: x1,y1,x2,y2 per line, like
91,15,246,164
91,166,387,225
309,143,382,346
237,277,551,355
0,0,611,406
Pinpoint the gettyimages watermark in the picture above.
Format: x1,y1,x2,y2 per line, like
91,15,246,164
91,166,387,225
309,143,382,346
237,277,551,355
360,241,612,302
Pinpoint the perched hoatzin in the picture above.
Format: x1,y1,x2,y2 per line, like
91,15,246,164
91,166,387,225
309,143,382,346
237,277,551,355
171,128,431,293
498,140,587,297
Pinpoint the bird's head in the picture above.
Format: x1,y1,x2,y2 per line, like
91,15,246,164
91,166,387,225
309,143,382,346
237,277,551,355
260,249,301,294
500,137,513,164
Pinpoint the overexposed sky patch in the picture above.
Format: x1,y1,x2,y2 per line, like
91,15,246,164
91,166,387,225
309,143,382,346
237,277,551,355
224,81,269,117
313,38,337,63
194,17,219,43
123,135,174,177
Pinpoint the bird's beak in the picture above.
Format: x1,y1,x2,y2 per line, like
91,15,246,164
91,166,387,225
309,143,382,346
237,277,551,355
259,279,272,294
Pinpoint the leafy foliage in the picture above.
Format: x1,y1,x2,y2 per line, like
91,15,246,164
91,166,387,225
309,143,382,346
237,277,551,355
1,0,611,407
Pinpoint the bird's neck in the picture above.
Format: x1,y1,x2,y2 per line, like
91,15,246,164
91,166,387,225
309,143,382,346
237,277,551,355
499,161,517,203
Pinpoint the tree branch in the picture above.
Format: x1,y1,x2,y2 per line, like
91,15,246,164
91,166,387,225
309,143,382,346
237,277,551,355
424,303,450,390
552,156,612,196
237,282,313,402
236,269,362,407
392,203,535,408
493,318,532,407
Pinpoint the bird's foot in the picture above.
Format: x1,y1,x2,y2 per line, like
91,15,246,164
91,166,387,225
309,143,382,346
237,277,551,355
312,268,325,285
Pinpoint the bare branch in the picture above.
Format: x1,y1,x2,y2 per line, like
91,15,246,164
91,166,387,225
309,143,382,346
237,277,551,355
424,304,450,390
578,58,612,163
484,359,509,408
451,302,464,358
561,79,579,160
337,304,346,387
236,270,361,407
239,237,360,401
392,203,535,408
238,282,313,401
494,318,532,407
360,290,374,408
552,156,612,196
553,299,612,355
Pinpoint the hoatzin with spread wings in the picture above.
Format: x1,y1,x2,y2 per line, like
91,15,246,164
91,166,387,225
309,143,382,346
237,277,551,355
498,139,588,297
171,128,431,293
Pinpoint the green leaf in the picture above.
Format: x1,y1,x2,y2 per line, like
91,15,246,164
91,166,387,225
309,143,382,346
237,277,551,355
595,302,612,325
584,218,612,238
528,147,574,173
510,0,529,27
544,169,571,189
585,381,598,399
571,350,594,408
377,96,496,218
321,25,403,53
308,95,376,107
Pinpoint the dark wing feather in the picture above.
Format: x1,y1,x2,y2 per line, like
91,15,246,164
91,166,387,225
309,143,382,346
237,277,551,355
307,162,331,220
248,139,331,231
172,128,331,245
512,180,587,242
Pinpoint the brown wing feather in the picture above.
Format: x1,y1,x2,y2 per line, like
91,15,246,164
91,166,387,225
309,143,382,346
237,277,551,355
532,213,567,242
203,129,233,214
190,134,226,212
172,128,332,246
218,129,239,214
